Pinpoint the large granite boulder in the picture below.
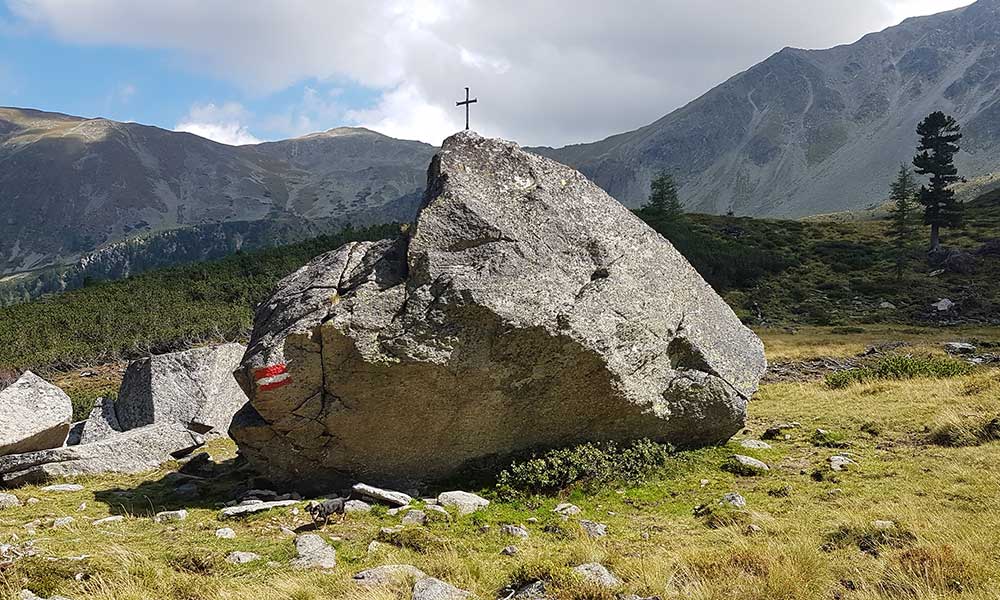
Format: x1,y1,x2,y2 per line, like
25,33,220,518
0,423,203,486
231,131,766,493
117,343,248,435
0,372,73,456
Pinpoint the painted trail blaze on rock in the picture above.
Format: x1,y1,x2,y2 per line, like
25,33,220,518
231,131,767,493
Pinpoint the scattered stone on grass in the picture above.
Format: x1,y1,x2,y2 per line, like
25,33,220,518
437,490,490,516
290,534,336,570
412,577,472,600
580,520,608,538
353,564,427,586
226,551,261,564
352,483,412,507
218,500,298,519
572,563,621,588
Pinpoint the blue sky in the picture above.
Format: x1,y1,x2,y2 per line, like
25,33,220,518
0,0,976,147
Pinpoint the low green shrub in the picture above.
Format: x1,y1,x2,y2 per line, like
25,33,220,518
495,439,674,497
826,355,974,389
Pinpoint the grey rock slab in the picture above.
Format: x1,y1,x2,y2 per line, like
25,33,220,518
510,581,552,599
154,510,187,522
215,527,236,538
739,439,772,450
0,424,204,487
290,533,336,570
720,492,747,508
501,545,519,556
353,564,427,586
19,591,72,600
93,515,124,526
116,343,248,435
572,563,621,588
352,483,412,507
0,372,72,456
944,342,976,355
40,484,83,493
412,577,473,600
52,516,74,528
226,551,261,564
553,502,581,516
724,454,770,475
579,520,608,538
218,499,298,519
343,499,372,513
0,492,21,509
436,490,489,516
501,524,529,538
829,455,856,471
230,132,766,493
401,509,427,526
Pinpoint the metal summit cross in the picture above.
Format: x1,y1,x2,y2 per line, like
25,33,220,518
456,87,477,130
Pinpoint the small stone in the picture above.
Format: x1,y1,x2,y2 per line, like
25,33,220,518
93,515,124,526
572,563,621,588
41,484,83,493
553,502,581,516
412,577,472,600
352,483,412,507
226,551,261,564
26,498,39,505
739,439,772,450
387,505,411,516
154,510,187,523
77,502,87,511
52,516,74,528
343,499,372,514
761,423,798,440
723,454,770,476
280,527,296,537
501,545,519,556
509,581,549,599
746,523,763,535
290,533,336,570
879,301,896,310
215,527,236,539
932,298,954,312
367,540,383,554
353,564,427,586
699,479,710,487
0,493,21,509
501,524,529,538
872,519,895,530
526,516,539,523
720,492,746,508
402,509,427,526
829,455,856,472
944,342,976,355
436,490,489,516
579,520,607,538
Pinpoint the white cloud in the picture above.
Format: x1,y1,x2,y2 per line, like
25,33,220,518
6,0,983,146
174,102,262,145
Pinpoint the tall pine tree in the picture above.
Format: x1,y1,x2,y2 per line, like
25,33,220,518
912,111,963,251
645,171,685,222
887,164,916,278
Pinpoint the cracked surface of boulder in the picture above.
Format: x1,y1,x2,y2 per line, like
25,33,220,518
0,372,72,456
117,343,248,435
231,131,766,493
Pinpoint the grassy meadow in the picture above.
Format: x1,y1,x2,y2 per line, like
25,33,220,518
2,328,999,600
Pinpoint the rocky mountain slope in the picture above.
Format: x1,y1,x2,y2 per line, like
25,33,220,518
0,107,435,276
537,0,1000,217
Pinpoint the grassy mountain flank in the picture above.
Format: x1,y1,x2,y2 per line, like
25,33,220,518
1,192,998,377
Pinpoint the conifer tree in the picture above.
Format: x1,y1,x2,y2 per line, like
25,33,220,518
645,171,685,222
887,164,916,278
912,111,963,251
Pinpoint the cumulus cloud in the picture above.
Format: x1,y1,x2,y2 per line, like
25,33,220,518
5,0,978,146
175,102,262,145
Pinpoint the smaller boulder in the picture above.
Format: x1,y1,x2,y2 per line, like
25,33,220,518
0,372,73,456
154,510,187,523
553,502,581,516
932,298,955,312
944,342,976,355
580,520,608,538
0,492,21,509
116,343,248,435
216,527,236,538
353,483,412,507
218,500,298,520
344,499,372,514
401,509,427,526
436,490,489,516
501,524,529,538
739,439,771,450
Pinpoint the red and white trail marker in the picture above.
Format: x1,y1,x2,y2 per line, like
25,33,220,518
253,363,292,391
